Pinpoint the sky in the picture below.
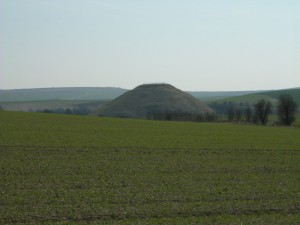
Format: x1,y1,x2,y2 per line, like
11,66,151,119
1,0,299,91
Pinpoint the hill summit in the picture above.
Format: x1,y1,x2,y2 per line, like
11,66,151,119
98,83,214,119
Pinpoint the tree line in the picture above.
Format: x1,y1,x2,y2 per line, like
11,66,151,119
146,110,217,122
41,106,91,115
1,94,297,126
220,94,298,126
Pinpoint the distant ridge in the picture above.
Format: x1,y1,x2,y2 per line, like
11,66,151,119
0,87,127,102
188,90,263,101
1,86,299,104
212,87,300,105
98,83,214,119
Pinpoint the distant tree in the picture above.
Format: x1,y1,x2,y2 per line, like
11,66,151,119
54,108,65,114
245,106,252,123
205,113,217,122
235,109,243,123
64,108,73,115
226,104,244,123
195,114,204,122
254,99,272,125
0,105,3,111
277,94,297,126
72,106,90,115
227,105,235,122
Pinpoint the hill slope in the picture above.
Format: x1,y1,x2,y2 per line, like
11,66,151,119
98,84,214,118
0,87,127,102
259,88,300,105
212,88,300,105
188,90,262,101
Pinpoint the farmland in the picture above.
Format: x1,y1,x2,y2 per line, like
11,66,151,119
1,111,300,224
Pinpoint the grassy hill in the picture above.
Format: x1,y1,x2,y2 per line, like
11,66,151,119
2,87,298,104
0,87,127,102
0,100,109,114
260,88,300,105
1,111,300,224
188,90,261,101
98,84,214,119
0,87,125,113
2,87,299,116
212,88,300,105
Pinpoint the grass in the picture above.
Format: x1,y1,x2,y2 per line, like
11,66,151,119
294,116,300,127
1,111,300,224
267,114,300,127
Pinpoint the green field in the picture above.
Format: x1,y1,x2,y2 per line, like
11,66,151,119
1,111,300,224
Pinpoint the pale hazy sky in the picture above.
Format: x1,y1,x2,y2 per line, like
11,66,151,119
1,0,299,91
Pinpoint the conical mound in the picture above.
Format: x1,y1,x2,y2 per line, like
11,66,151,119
98,84,214,118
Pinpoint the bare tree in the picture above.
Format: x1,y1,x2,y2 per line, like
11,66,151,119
64,108,73,115
245,106,252,123
227,105,235,122
277,94,297,126
235,109,243,123
254,99,272,125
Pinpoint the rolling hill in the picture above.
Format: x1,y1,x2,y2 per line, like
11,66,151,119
0,87,127,102
188,90,262,101
1,86,299,114
98,84,214,119
212,88,300,105
0,87,266,103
